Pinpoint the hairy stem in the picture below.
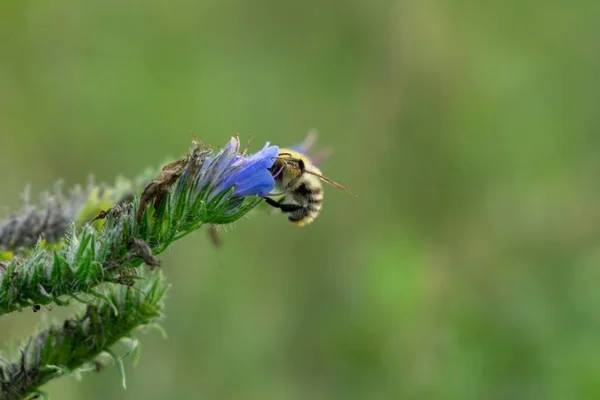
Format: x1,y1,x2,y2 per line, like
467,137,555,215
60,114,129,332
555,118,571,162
0,272,168,400
0,139,264,316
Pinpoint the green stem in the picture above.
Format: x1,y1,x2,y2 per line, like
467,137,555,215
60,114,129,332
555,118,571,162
0,272,168,400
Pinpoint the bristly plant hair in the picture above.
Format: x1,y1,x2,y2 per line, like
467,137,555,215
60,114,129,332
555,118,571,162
0,136,280,399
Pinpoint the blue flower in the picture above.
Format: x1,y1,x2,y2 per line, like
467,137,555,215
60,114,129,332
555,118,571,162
189,136,278,202
219,142,279,197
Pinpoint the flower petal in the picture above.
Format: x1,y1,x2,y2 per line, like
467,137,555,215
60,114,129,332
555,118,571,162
217,144,279,197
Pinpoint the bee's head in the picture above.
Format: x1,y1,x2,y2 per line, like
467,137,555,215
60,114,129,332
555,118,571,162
270,152,303,183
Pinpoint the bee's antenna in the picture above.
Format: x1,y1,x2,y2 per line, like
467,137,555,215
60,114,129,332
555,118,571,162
304,170,354,195
272,156,302,166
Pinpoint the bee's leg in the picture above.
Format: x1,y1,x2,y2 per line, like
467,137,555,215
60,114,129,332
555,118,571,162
264,197,282,208
264,197,303,212
309,148,332,166
278,203,303,212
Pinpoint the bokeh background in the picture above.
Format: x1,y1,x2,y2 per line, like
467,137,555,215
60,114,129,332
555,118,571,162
1,1,600,399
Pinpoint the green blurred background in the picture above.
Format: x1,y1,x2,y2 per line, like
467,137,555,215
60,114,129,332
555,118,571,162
1,1,600,399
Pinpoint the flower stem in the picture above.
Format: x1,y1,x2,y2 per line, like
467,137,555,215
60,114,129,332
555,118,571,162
0,272,168,400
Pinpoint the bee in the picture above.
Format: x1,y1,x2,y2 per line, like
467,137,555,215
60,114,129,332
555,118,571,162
264,135,352,226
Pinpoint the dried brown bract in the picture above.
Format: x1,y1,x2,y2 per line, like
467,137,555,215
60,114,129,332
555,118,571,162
136,158,188,223
136,139,211,223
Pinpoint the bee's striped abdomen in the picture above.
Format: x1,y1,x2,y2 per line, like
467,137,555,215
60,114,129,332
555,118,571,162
285,181,323,226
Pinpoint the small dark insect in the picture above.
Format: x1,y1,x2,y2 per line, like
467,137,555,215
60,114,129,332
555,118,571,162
116,275,136,287
90,208,110,223
63,319,78,332
94,360,104,372
207,225,222,248
129,238,160,268
32,304,41,313
115,266,139,287
91,199,133,223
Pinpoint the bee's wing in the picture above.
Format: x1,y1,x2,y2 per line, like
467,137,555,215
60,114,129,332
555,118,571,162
291,131,318,154
309,148,333,166
301,130,318,152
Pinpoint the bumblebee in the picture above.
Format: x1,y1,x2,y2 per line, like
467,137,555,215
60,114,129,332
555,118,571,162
265,138,351,226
